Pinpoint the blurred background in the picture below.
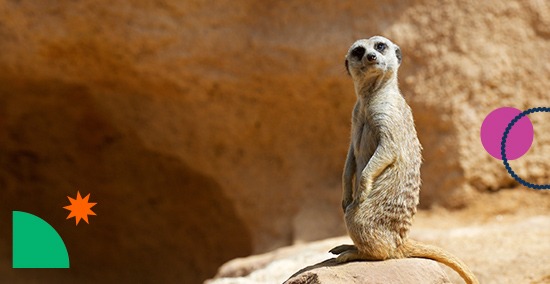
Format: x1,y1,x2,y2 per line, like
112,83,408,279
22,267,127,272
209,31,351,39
0,0,549,283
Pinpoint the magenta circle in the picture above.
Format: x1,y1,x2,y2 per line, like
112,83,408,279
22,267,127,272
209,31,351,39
480,107,534,160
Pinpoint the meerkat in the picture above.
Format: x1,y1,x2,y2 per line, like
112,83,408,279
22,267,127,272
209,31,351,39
329,36,479,284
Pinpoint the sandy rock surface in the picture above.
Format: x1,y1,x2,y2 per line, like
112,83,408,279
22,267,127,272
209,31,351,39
206,237,450,284
208,188,550,284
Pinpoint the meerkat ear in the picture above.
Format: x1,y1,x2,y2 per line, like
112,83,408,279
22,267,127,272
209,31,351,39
345,58,350,75
395,45,402,65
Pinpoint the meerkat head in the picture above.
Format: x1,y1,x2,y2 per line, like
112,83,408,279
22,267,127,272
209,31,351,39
344,36,402,80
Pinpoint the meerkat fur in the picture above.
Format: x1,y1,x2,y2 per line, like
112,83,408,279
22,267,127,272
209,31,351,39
330,36,479,284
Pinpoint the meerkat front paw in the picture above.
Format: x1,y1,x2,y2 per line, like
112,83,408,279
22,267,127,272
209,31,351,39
341,198,352,212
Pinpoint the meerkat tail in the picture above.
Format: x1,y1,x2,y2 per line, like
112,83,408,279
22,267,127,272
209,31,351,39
401,239,479,284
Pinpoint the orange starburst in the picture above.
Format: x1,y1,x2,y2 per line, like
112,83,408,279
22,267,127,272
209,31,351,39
63,191,97,225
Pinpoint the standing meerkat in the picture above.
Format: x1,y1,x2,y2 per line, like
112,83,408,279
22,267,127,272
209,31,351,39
329,36,479,284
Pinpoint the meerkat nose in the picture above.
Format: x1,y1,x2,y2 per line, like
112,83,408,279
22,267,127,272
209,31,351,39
350,46,366,60
366,53,377,62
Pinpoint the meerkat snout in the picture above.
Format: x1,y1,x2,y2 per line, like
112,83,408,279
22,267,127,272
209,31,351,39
366,52,377,62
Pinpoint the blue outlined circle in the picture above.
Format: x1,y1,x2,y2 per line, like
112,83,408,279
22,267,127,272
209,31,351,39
501,107,550,190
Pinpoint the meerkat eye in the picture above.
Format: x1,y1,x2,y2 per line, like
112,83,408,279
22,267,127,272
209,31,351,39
375,42,387,53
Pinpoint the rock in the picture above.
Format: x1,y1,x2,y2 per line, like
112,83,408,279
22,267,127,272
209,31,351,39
209,204,550,284
210,238,346,282
207,237,450,284
1,0,549,282
284,259,451,284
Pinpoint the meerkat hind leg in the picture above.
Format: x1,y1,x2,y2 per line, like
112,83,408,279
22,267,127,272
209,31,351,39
329,244,357,255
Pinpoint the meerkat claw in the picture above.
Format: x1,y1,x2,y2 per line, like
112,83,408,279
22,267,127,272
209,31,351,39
335,250,362,263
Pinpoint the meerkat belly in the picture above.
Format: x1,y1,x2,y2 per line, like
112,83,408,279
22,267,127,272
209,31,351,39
352,122,378,193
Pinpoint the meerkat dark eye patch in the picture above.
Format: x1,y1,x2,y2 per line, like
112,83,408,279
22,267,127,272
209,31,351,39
374,42,387,53
350,46,366,60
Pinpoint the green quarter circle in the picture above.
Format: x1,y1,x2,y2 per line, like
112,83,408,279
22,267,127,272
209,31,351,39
12,211,70,268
